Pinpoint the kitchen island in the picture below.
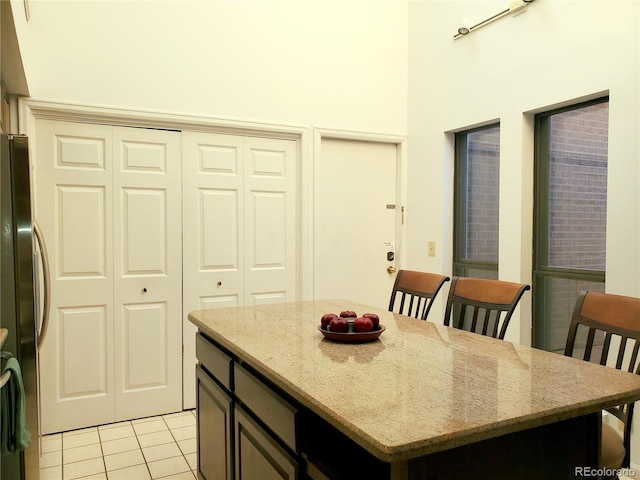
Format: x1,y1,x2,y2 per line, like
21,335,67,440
189,300,640,479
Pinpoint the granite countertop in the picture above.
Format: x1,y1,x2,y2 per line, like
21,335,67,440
189,299,640,463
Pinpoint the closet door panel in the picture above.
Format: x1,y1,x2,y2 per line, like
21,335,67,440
200,188,240,270
121,187,167,274
57,185,107,277
244,138,297,305
121,302,169,388
35,119,115,434
182,132,245,408
56,305,109,411
113,127,182,420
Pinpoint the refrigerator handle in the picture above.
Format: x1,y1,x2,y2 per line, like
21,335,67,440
33,222,51,350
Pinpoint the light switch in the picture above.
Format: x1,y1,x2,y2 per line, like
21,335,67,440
428,241,436,257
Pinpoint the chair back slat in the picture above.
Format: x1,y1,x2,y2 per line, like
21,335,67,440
600,332,624,368
490,310,501,338
408,295,416,316
416,298,425,317
482,310,491,336
470,307,480,333
459,304,468,329
443,276,530,340
600,332,613,365
584,328,596,361
565,323,578,354
629,342,640,374
615,337,628,370
389,270,450,320
564,290,640,468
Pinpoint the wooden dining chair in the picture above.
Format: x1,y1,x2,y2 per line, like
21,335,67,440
388,270,450,320
443,276,530,340
564,291,640,474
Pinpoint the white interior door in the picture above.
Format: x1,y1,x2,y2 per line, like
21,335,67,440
35,120,183,433
35,120,115,433
315,138,398,309
244,137,297,305
182,133,298,408
113,127,182,420
182,132,245,409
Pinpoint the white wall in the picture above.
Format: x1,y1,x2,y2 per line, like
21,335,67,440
407,0,640,344
10,0,407,134
12,0,638,351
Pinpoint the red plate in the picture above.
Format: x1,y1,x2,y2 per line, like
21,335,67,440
318,324,385,343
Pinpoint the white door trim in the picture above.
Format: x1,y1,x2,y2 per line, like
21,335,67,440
20,99,308,139
313,127,408,271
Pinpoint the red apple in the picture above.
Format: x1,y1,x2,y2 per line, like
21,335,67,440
353,317,374,333
339,310,357,318
362,313,380,328
321,313,338,328
329,317,349,332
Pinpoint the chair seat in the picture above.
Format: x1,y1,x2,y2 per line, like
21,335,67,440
601,422,625,469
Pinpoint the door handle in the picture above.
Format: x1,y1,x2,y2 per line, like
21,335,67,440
387,266,397,274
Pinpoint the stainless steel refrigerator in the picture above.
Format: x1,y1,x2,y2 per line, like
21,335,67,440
0,134,49,480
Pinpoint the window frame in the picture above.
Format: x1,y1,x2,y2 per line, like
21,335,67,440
532,96,608,349
453,123,500,279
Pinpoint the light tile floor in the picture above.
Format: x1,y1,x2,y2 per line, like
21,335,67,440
36,411,639,480
39,410,197,480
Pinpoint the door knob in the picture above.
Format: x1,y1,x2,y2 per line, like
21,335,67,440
387,266,397,274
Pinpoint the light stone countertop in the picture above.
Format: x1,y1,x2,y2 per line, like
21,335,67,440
189,299,640,463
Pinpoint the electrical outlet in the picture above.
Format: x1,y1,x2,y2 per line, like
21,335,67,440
428,241,436,257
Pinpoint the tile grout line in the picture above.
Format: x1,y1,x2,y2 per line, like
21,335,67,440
44,412,197,480
160,414,195,479
60,431,64,480
129,419,153,480
96,426,107,480
97,419,150,480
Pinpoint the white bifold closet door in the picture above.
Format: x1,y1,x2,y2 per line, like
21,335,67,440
35,119,182,433
181,132,298,408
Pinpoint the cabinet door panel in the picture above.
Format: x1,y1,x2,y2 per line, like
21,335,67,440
235,405,297,480
197,365,233,480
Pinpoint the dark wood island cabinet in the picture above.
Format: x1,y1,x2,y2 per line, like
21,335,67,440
191,300,640,480
196,332,300,480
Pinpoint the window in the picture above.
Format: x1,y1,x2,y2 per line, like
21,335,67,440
454,124,500,280
533,98,609,352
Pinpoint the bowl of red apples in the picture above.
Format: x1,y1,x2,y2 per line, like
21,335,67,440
318,310,385,343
